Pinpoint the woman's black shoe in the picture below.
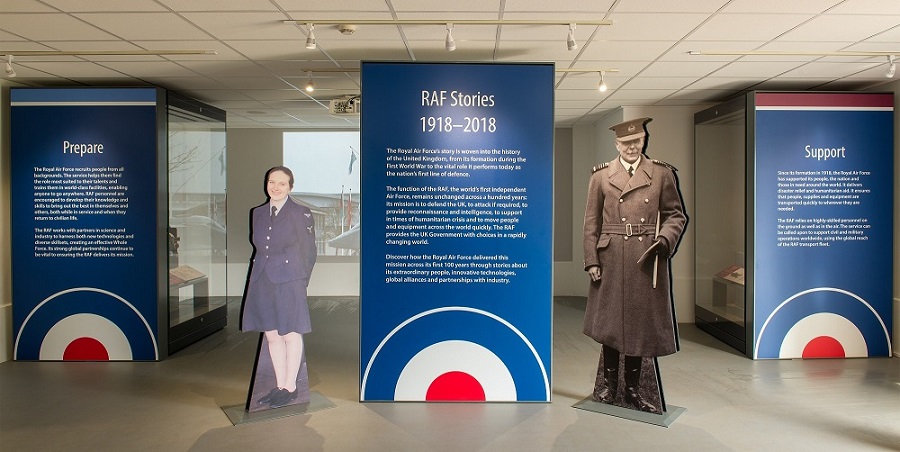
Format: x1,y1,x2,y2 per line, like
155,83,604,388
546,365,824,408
269,389,298,408
258,388,281,404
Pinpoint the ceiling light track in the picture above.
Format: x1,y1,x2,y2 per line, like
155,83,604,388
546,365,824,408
689,50,899,57
287,19,611,52
301,67,620,74
285,19,612,26
691,50,900,78
0,50,217,57
299,67,621,92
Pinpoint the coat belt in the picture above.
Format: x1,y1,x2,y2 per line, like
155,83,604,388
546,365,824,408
601,223,656,237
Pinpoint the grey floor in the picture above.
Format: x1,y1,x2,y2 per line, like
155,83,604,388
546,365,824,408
1,297,898,452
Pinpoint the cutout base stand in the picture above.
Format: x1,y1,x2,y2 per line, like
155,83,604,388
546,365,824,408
573,397,685,427
222,391,336,425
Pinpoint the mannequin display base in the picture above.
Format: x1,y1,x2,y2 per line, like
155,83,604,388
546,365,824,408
573,397,685,427
223,391,336,425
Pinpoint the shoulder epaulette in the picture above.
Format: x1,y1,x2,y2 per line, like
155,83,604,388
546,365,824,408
652,159,677,171
591,162,609,173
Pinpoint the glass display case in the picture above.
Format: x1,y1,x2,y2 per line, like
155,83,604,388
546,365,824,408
694,96,750,355
167,92,228,353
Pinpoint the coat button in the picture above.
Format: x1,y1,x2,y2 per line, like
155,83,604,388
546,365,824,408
268,226,272,230
266,236,270,240
640,218,645,222
621,218,626,222
285,260,289,263
638,236,643,242
644,198,649,203
265,245,269,249
624,236,629,241
619,198,623,203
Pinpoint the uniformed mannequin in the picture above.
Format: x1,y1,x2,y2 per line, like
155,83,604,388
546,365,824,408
582,117,686,412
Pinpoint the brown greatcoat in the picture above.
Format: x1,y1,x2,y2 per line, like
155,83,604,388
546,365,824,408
582,156,686,357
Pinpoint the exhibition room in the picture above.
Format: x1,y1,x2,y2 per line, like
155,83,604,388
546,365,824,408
1,1,898,451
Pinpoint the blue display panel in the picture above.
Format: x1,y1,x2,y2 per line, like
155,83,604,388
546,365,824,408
11,88,162,360
753,92,893,359
359,62,554,401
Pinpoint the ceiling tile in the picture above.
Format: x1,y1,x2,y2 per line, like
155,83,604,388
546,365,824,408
1,13,119,41
74,12,210,40
274,0,390,11
826,0,900,15
181,12,297,40
156,0,281,12
711,60,810,78
722,0,843,14
641,61,730,77
40,0,168,12
622,76,703,90
2,0,55,13
99,61,205,77
578,41,680,62
389,0,502,12
778,15,900,42
687,13,814,41
20,60,135,77
614,0,729,13
778,61,884,78
601,13,710,41
504,0,615,12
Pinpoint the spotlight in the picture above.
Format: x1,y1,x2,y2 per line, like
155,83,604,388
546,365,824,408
598,71,608,92
305,72,314,92
306,23,317,50
445,23,456,52
886,55,896,78
4,55,15,78
567,23,577,51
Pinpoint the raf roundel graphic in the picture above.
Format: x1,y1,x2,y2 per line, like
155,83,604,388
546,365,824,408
755,288,891,359
15,288,158,361
40,313,133,360
361,307,550,402
395,340,516,401
779,313,867,358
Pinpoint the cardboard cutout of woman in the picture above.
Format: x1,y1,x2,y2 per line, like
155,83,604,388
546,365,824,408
241,166,317,410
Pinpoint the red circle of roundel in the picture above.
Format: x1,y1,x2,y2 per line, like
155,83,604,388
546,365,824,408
63,337,110,361
426,371,486,401
802,336,845,359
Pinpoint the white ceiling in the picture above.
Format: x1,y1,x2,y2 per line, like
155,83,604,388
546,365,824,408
2,0,898,128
